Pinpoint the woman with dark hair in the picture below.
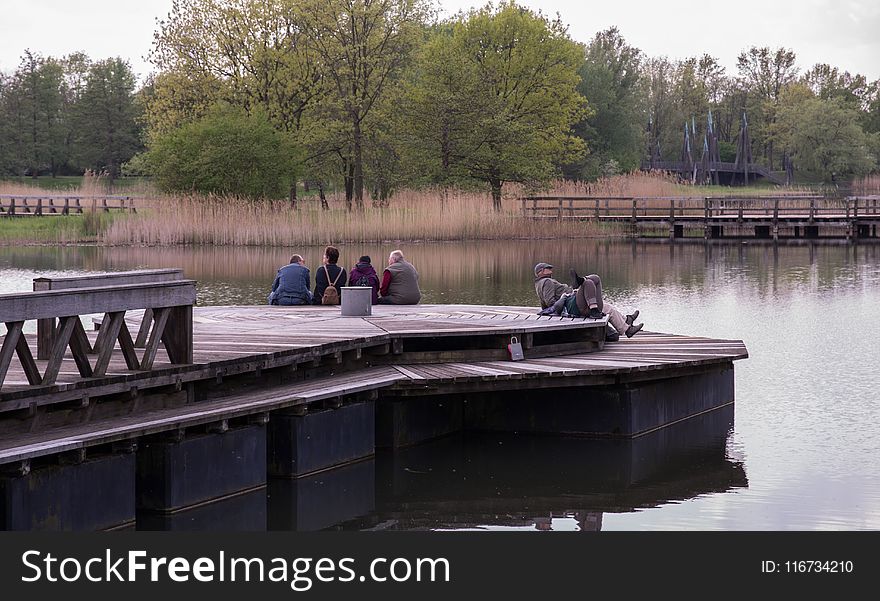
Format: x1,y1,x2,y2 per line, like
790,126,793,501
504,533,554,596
313,245,347,305
348,255,380,304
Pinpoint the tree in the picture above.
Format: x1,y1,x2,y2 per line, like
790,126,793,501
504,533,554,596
776,97,876,181
571,27,645,179
802,63,871,109
736,46,798,168
72,58,143,179
7,51,66,177
401,2,586,210
297,0,432,209
145,103,300,198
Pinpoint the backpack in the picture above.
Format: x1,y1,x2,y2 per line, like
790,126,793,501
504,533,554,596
322,265,342,305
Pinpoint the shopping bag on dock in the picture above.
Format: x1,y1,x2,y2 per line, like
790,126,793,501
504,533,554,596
507,336,524,361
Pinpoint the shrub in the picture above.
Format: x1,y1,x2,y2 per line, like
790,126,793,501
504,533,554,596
144,104,299,199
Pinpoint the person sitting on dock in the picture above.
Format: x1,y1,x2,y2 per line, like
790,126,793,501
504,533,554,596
535,263,643,338
268,254,313,306
534,262,572,310
349,255,381,304
313,245,347,305
377,250,422,305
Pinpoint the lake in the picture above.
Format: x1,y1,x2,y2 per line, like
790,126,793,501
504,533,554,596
1,239,879,531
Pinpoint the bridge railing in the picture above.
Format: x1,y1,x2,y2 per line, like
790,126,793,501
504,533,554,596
520,195,876,222
33,269,185,359
0,279,195,392
0,195,138,216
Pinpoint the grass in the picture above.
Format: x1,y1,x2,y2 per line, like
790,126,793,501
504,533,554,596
0,212,120,244
854,175,880,195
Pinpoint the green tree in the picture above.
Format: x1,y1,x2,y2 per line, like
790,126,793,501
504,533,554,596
145,103,300,198
401,2,586,210
571,27,645,179
72,58,143,179
8,51,66,177
776,97,876,181
802,63,871,110
736,46,798,169
297,0,432,209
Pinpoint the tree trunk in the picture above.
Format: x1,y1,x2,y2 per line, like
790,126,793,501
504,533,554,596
289,180,298,210
319,182,328,210
344,159,354,212
490,178,503,212
353,120,364,210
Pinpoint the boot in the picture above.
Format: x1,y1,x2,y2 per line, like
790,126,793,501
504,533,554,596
626,309,640,326
569,268,584,289
625,323,643,338
587,306,605,319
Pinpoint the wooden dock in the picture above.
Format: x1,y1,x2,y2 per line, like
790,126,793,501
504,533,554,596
0,276,748,530
521,195,880,240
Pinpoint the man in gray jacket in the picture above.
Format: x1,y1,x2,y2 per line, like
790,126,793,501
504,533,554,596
534,262,572,309
378,249,422,305
534,262,643,338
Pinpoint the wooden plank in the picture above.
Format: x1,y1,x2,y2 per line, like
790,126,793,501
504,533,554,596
0,281,196,322
140,307,170,370
134,308,153,347
69,319,94,378
14,329,41,385
33,269,183,290
116,321,141,371
0,322,25,389
42,316,77,385
92,312,125,377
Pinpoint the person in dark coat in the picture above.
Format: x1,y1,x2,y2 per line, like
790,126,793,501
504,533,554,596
268,254,312,306
348,255,381,304
313,245,347,304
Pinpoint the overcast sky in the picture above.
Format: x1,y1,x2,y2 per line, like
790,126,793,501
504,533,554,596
1,0,877,81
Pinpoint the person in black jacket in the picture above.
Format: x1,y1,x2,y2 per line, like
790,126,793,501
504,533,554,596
313,245,347,304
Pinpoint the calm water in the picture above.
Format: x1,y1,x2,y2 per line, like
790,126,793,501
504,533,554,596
1,240,879,531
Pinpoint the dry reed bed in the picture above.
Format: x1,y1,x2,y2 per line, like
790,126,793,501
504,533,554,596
102,189,608,246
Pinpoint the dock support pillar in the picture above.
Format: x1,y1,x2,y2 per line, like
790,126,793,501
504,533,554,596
464,366,734,437
1,453,135,530
136,424,266,513
268,402,374,477
377,396,463,448
268,460,375,531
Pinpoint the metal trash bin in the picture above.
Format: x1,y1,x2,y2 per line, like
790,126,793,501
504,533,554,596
341,286,372,316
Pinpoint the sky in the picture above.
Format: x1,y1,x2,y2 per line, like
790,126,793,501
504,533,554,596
0,0,878,81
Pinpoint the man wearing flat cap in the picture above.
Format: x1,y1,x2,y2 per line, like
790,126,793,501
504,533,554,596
534,263,572,310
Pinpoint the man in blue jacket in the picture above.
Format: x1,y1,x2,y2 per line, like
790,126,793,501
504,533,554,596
268,254,313,306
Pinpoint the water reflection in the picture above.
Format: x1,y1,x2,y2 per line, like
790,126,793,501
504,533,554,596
135,406,744,531
3,240,879,307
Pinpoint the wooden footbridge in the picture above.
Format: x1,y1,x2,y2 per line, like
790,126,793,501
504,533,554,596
0,194,137,216
521,195,880,240
0,270,748,530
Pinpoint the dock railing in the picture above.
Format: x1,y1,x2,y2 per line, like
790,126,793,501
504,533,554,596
0,195,138,216
33,269,185,359
520,195,879,222
0,278,195,392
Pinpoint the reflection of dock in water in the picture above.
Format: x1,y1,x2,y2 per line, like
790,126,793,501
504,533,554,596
333,406,747,531
137,406,746,531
